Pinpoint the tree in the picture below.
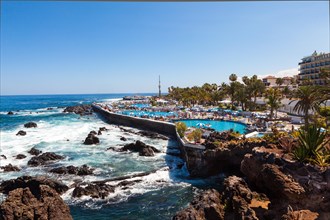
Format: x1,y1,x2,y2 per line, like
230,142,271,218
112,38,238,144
293,86,321,129
276,78,284,88
229,73,237,82
176,122,187,138
266,88,282,119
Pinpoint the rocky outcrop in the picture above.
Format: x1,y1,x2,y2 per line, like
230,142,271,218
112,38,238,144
282,208,319,220
83,131,100,145
63,105,92,116
0,176,69,195
16,130,26,136
241,147,330,219
24,122,37,128
7,111,14,115
0,164,20,172
119,127,169,140
0,155,7,159
118,140,161,156
120,137,127,141
183,139,267,177
72,182,114,199
222,176,259,220
50,165,94,176
0,185,72,220
16,154,26,159
28,147,42,156
173,189,225,220
27,152,64,167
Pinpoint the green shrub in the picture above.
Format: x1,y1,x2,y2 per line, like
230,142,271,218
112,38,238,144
187,129,203,143
293,125,330,164
176,122,187,138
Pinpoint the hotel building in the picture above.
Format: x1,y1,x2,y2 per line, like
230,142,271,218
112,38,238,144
298,51,330,85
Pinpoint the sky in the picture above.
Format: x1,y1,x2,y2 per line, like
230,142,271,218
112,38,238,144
1,1,329,95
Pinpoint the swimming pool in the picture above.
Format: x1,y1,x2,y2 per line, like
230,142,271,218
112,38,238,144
177,119,247,134
120,110,177,118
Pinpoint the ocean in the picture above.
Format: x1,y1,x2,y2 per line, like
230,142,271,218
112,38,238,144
0,94,221,219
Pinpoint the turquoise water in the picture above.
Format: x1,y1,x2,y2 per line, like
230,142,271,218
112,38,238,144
120,110,177,118
177,119,247,134
0,94,219,220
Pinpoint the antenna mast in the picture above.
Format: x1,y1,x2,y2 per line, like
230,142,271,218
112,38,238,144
158,75,161,98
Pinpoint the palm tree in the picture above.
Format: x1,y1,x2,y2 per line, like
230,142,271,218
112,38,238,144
293,86,321,129
276,78,284,88
266,88,282,119
229,73,237,82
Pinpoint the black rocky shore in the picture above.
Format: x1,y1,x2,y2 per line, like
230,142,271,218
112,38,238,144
1,113,329,220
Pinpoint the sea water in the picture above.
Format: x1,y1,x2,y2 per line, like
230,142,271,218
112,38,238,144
0,94,222,220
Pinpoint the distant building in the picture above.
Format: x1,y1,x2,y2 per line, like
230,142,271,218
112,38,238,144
298,51,330,85
262,76,277,87
262,75,297,88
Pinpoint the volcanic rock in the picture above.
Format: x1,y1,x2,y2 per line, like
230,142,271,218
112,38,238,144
0,164,20,172
99,127,108,131
0,176,69,195
122,140,160,156
24,122,37,128
28,147,42,156
0,185,72,220
0,155,7,159
72,183,114,199
27,152,64,167
16,130,27,136
63,105,92,116
7,111,14,115
16,154,26,159
120,137,127,141
83,132,100,145
222,176,258,220
173,189,225,220
50,165,94,176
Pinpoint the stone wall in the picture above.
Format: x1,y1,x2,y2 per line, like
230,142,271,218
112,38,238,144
92,104,178,138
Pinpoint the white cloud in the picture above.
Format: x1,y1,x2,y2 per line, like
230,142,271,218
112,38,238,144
257,67,299,79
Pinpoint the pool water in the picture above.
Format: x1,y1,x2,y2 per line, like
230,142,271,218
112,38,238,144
177,119,247,134
120,110,177,118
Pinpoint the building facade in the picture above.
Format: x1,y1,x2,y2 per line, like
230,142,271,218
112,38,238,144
298,51,330,85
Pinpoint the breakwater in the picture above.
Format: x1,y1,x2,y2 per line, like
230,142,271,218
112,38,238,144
92,104,179,138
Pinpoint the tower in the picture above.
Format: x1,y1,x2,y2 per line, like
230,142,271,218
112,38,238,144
158,75,161,98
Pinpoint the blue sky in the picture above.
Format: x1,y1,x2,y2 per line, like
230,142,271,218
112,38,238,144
1,1,329,95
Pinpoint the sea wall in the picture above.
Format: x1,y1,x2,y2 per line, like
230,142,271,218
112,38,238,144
92,104,178,138
92,104,209,176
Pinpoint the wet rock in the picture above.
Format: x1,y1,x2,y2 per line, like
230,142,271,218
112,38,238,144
0,176,69,195
16,130,27,136
63,105,92,116
0,164,20,172
0,155,7,159
28,147,42,156
7,111,14,115
98,130,102,135
99,127,108,131
16,154,26,159
0,185,73,220
24,122,37,128
83,132,100,145
173,189,225,220
72,183,114,199
120,137,127,141
27,152,64,167
122,140,160,157
137,130,169,140
47,107,54,110
50,165,94,176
